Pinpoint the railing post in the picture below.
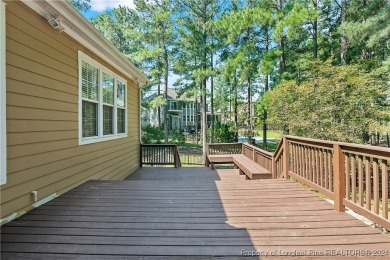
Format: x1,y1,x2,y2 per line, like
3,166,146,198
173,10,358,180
173,146,177,168
139,144,143,168
205,143,209,167
333,144,345,212
282,137,289,179
272,156,276,179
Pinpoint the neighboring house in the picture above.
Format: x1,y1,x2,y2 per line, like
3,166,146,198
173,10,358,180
0,0,148,224
143,88,221,131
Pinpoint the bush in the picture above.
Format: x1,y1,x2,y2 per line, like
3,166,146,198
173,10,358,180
213,121,236,143
169,130,186,145
142,125,164,144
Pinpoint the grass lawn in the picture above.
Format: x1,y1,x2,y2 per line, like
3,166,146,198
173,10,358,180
253,130,283,138
256,141,280,152
178,142,202,149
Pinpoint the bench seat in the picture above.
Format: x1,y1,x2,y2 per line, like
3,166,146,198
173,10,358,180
207,154,239,169
232,154,272,180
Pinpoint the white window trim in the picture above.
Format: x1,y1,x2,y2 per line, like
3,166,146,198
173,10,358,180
78,51,128,145
0,1,6,185
170,101,177,110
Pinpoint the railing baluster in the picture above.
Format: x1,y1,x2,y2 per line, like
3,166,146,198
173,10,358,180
351,155,356,203
373,158,379,215
358,155,364,207
382,160,388,219
345,153,350,200
306,147,310,180
324,150,329,189
294,144,298,174
310,147,314,182
303,146,307,179
328,151,333,191
319,149,323,187
365,157,371,211
316,148,319,184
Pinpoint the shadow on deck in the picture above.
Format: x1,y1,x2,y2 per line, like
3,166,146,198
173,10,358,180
1,167,390,259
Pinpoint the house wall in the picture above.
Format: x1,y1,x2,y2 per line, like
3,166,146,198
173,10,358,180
0,1,140,222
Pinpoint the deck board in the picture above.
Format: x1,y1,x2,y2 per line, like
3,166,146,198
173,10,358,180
1,167,390,259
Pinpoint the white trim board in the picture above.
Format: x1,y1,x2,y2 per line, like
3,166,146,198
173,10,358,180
78,51,128,145
0,1,6,185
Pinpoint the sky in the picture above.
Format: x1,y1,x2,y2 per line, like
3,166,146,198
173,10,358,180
80,0,182,92
80,0,205,93
81,0,135,19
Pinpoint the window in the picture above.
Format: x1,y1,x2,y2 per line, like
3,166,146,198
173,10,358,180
78,51,127,145
0,1,6,185
170,101,178,110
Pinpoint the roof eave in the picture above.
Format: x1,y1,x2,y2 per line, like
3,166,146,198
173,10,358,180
21,0,149,87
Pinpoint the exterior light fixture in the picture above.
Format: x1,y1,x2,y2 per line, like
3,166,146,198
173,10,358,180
48,17,65,32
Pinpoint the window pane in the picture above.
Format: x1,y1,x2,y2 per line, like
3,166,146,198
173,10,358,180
82,101,98,137
117,108,125,134
117,80,125,108
81,61,99,101
103,105,114,135
103,73,114,105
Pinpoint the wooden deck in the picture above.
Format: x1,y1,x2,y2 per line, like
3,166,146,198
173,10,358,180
1,167,390,259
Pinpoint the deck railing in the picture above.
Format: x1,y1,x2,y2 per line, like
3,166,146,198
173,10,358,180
206,142,242,155
243,143,273,173
276,135,390,230
178,147,204,165
206,142,273,172
140,144,182,167
207,136,389,229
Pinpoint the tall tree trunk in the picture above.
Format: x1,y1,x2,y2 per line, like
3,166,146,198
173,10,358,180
330,30,334,57
158,83,161,128
234,74,238,142
277,0,286,75
340,0,347,65
263,75,268,150
201,0,207,165
195,95,199,146
201,80,207,164
210,35,215,143
247,78,252,143
312,0,318,59
263,26,269,150
228,77,232,120
164,51,169,143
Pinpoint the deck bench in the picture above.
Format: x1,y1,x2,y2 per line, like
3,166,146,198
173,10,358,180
207,154,239,169
232,154,272,180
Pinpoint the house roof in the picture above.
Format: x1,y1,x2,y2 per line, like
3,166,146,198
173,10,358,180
146,88,197,102
22,0,148,86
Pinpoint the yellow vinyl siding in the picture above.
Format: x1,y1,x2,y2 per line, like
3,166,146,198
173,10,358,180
1,1,140,220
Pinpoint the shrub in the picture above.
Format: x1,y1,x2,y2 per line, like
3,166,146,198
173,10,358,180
169,130,186,145
142,125,164,144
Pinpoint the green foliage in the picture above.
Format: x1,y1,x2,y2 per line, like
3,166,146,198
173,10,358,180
341,1,389,48
265,60,390,143
85,0,390,146
213,121,236,143
169,130,186,145
69,0,91,11
149,95,167,109
142,125,164,144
